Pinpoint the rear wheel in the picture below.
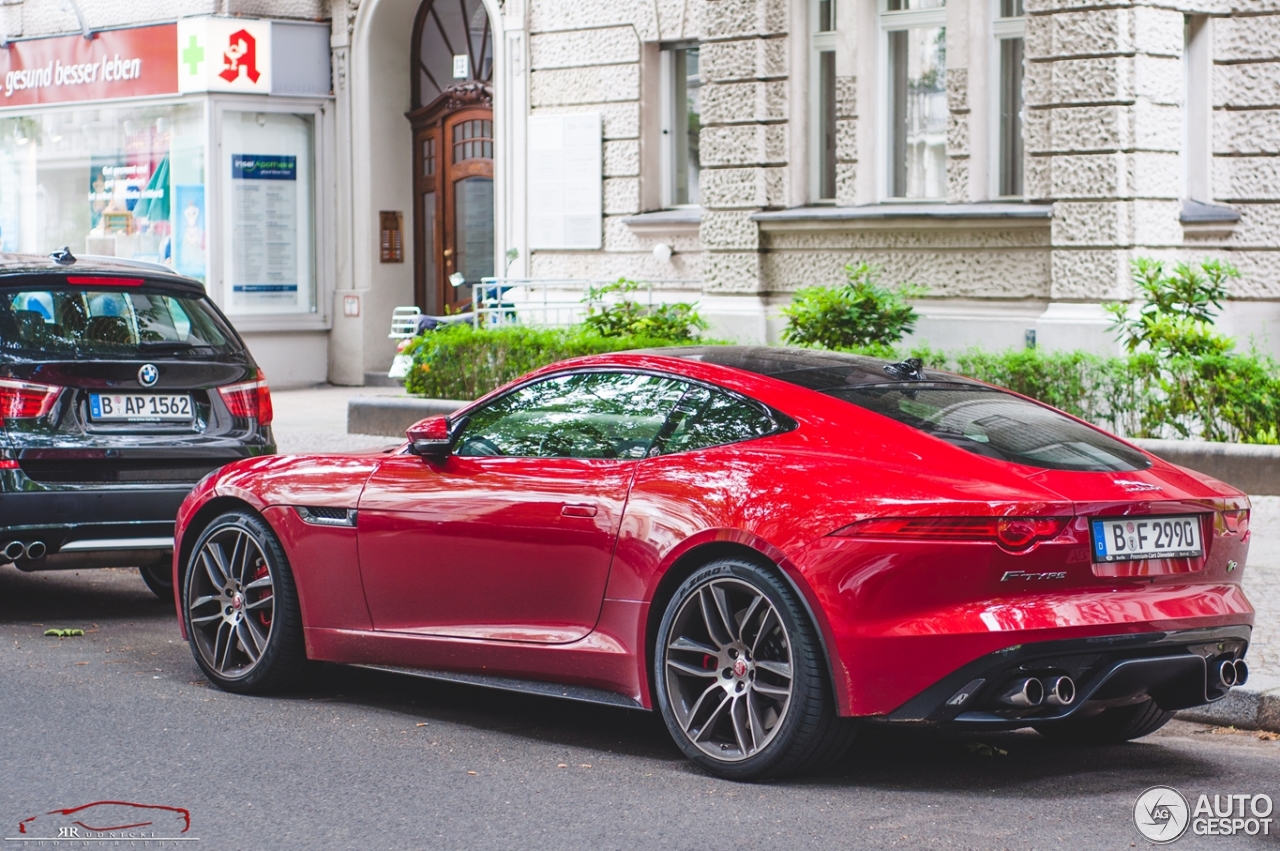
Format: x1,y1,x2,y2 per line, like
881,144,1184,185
653,557,855,781
138,561,173,600
1035,699,1175,744
182,511,306,694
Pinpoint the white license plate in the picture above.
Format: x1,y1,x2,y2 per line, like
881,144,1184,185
1091,515,1203,563
89,393,193,422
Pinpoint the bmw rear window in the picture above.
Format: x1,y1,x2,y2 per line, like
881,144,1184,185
828,383,1151,472
0,284,240,359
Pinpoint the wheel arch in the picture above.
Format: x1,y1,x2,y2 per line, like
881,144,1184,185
643,540,848,715
174,496,265,638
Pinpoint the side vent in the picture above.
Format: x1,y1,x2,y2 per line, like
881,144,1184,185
295,506,357,527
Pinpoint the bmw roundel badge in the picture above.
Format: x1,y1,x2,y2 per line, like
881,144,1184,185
138,364,159,387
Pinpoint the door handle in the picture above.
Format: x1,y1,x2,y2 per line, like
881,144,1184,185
561,504,598,518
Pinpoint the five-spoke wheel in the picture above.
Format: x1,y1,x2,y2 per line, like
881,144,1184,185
654,558,855,780
183,511,305,693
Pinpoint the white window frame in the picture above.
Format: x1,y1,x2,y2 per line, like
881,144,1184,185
810,0,838,202
991,0,1026,199
879,0,948,201
659,42,701,209
1183,14,1212,204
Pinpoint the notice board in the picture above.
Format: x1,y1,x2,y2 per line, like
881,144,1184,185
528,114,602,250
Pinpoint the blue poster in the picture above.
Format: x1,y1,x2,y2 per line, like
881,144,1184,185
173,184,206,279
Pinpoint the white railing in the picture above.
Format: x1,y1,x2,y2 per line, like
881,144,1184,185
467,277,702,329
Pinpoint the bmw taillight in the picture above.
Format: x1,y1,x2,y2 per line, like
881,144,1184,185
217,369,273,427
0,378,60,426
834,516,1069,552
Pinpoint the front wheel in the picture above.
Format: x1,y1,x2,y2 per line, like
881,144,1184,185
653,558,854,781
182,511,306,694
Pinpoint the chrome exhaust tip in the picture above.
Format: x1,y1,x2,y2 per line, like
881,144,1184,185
1042,675,1076,707
1215,659,1238,689
3,540,25,560
23,541,46,560
996,677,1045,708
1233,659,1249,688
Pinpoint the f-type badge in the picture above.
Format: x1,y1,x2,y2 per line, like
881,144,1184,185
138,364,159,387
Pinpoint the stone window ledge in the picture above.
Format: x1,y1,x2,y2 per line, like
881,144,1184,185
1181,200,1239,237
751,202,1053,231
621,208,702,234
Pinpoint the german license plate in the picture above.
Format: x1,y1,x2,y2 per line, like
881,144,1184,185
1090,515,1203,563
89,393,193,422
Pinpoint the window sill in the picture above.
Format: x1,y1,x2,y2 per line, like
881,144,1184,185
1181,200,1239,237
621,208,703,235
751,202,1053,231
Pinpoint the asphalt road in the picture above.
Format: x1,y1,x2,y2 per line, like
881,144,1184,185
2,567,1277,851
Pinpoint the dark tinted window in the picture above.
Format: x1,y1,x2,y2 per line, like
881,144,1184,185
831,383,1150,472
0,285,238,359
456,371,687,459
659,385,781,454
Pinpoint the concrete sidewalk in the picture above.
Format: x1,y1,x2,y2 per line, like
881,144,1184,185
272,383,1280,732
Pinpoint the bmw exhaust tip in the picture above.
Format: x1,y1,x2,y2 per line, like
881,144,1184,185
1233,659,1249,687
1042,675,1076,707
996,677,1045,708
23,541,46,560
1214,659,1238,689
3,541,25,561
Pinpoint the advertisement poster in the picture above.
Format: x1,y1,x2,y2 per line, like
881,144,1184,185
229,153,298,309
173,184,206,279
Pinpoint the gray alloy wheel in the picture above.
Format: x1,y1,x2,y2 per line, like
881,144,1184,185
183,511,305,693
654,558,855,780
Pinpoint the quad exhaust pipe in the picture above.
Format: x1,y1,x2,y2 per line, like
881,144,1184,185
1043,675,1076,707
994,675,1076,709
2,540,46,561
1234,659,1249,687
1213,658,1249,690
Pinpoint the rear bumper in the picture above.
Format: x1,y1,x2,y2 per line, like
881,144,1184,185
881,624,1251,729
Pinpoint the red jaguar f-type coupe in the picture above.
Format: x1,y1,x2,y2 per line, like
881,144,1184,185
173,347,1253,779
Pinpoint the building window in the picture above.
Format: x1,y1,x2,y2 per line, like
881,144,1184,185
1184,14,1212,203
813,0,837,200
661,44,701,207
882,0,947,199
994,0,1025,197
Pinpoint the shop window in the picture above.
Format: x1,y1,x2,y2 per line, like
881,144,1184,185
994,0,1025,197
883,0,947,199
661,44,701,207
812,0,837,201
220,110,316,316
0,104,205,277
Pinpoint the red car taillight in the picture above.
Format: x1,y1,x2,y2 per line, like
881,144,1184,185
217,369,273,427
1221,509,1249,535
0,378,60,426
834,516,1069,551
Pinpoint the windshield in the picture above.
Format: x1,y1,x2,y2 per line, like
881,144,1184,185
0,285,240,359
829,383,1151,472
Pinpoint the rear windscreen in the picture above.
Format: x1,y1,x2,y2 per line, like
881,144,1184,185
0,286,240,359
829,383,1151,472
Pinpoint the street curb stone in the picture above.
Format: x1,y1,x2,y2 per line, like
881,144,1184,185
347,396,467,437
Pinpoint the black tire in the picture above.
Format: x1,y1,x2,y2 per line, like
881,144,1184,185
1035,699,1175,745
181,511,306,694
137,560,174,600
653,557,855,781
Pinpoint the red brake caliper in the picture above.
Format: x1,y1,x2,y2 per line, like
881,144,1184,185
252,564,273,627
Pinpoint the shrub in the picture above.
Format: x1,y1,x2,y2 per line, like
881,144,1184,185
782,263,924,350
582,278,708,342
1105,257,1238,357
403,322,699,400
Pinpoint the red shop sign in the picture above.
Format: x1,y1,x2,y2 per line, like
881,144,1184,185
0,24,178,107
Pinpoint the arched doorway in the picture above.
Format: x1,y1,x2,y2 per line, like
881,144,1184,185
409,0,494,315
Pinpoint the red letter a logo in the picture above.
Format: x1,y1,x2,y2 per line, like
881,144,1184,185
220,29,261,84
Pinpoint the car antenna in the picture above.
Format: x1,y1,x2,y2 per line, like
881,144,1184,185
883,357,925,381
49,246,76,265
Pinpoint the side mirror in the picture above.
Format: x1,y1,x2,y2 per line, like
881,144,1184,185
406,415,453,458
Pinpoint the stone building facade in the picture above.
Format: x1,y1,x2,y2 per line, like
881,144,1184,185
2,0,1278,384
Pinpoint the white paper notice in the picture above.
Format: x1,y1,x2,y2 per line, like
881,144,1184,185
527,113,602,250
230,153,299,308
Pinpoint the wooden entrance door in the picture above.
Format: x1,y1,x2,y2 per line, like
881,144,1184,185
409,0,494,316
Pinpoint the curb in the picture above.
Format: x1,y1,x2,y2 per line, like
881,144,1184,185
1177,675,1280,732
347,396,467,437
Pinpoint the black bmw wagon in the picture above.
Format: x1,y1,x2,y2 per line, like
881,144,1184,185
0,251,274,597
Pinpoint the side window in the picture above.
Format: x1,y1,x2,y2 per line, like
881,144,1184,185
455,371,688,459
660,386,781,454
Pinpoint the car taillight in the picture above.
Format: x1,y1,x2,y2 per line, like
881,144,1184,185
217,369,273,427
834,516,1069,551
1222,509,1249,535
0,378,60,426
